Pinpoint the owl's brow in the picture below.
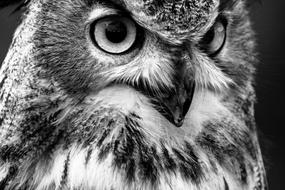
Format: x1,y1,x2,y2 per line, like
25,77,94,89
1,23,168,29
85,0,126,11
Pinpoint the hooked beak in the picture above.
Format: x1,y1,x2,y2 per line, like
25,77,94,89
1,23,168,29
151,80,195,127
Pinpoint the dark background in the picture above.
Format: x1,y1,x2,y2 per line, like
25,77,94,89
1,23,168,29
0,1,284,189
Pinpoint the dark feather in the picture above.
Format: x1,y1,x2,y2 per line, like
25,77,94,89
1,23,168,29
0,0,23,8
219,0,262,12
0,0,30,12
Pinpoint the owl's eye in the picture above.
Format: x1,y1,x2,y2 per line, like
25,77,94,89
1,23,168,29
200,18,227,56
90,16,137,54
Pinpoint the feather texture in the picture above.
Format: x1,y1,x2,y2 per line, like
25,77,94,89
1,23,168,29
0,0,267,189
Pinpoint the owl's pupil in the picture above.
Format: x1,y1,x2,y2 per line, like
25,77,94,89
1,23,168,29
105,21,127,43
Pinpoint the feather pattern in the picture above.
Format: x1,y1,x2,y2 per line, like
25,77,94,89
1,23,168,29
0,0,267,189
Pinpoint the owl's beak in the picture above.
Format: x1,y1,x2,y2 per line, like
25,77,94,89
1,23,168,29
151,80,195,128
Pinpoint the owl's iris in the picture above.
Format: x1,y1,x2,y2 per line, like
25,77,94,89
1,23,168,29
91,16,137,54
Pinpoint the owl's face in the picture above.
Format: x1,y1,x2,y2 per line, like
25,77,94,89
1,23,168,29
0,0,267,190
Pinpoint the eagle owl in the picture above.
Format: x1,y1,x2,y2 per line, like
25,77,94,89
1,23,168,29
0,0,267,190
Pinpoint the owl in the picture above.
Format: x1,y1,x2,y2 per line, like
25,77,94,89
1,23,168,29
0,0,267,190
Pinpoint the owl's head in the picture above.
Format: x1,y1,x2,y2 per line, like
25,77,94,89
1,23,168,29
4,0,257,123
0,0,266,190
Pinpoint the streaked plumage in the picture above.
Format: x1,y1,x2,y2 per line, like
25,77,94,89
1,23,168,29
0,0,267,190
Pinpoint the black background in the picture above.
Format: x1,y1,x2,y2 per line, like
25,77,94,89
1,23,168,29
0,1,284,189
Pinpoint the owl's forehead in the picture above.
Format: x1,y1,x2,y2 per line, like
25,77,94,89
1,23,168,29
123,0,219,39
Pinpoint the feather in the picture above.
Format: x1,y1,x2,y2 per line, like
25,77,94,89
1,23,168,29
0,0,267,189
0,0,31,12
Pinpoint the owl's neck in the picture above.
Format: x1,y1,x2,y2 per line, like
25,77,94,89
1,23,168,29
1,86,264,190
